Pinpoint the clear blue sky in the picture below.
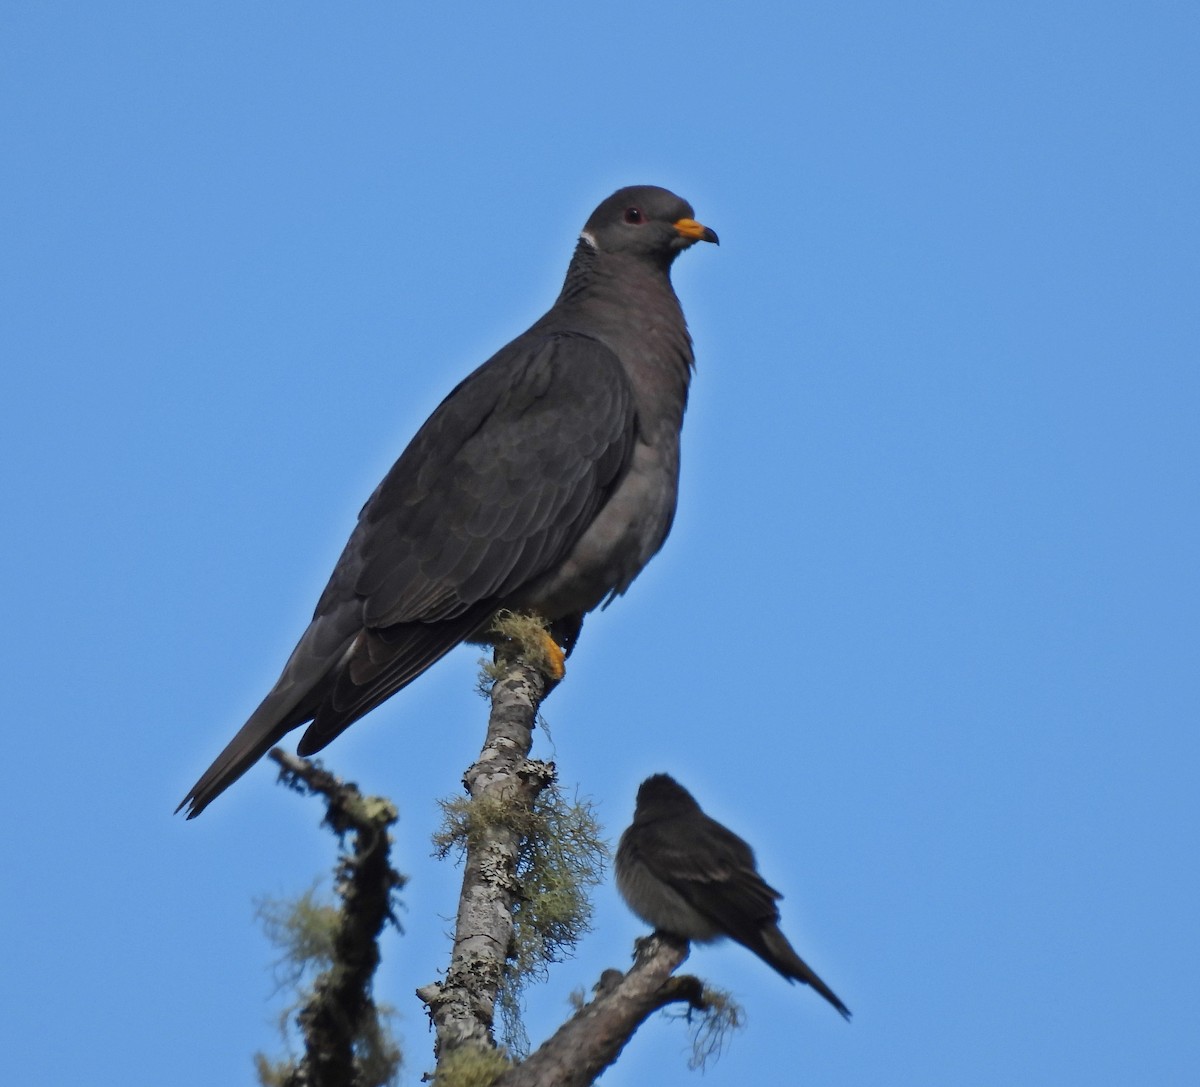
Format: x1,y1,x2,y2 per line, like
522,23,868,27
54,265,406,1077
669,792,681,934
3,3,1197,1083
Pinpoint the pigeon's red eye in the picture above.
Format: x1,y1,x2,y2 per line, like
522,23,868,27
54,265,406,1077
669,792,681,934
623,207,644,224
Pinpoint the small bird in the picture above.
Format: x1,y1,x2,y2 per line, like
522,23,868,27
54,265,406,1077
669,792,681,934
179,186,717,818
616,773,851,1019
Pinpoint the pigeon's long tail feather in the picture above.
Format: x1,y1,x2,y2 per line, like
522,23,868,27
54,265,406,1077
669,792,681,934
760,925,852,1020
177,612,485,817
176,607,367,817
176,685,310,819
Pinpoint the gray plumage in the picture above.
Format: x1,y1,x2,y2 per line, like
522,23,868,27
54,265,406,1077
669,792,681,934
178,187,717,818
616,774,851,1020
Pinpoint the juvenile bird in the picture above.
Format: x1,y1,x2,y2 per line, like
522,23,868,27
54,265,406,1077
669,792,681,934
616,773,851,1019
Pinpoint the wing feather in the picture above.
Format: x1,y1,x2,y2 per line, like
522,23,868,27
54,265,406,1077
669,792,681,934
180,331,636,815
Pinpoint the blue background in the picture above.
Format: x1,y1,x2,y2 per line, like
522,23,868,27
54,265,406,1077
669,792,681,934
3,3,1197,1083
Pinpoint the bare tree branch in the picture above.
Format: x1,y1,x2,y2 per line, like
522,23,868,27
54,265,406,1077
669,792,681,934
266,749,405,1087
259,624,734,1087
495,934,713,1087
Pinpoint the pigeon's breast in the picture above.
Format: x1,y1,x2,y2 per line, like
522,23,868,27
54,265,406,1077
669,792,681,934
512,432,678,619
511,261,694,620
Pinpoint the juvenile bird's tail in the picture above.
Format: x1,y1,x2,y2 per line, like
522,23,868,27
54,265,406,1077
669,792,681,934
760,924,852,1020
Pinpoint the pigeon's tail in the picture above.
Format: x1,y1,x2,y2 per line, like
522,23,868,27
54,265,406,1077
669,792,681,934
176,609,487,817
176,609,363,818
176,685,306,819
760,924,852,1020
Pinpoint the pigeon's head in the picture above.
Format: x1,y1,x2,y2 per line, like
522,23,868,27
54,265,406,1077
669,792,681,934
581,186,718,266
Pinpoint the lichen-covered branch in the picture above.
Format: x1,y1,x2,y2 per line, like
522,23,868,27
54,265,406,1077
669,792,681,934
266,749,405,1087
417,635,554,1073
495,934,714,1087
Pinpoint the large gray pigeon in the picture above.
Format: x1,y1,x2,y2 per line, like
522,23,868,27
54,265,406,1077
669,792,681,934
179,186,717,818
617,774,851,1019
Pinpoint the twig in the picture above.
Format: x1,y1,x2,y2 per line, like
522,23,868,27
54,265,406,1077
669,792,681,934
268,749,404,1087
495,935,711,1087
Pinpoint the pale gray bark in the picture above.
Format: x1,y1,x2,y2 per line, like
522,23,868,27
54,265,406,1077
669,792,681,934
495,934,708,1087
416,652,554,1065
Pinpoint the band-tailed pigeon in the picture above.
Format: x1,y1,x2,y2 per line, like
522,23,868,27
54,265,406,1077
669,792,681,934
617,774,851,1019
179,186,716,818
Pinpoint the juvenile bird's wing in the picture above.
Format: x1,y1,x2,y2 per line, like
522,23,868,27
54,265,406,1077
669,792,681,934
649,814,851,1018
643,814,784,934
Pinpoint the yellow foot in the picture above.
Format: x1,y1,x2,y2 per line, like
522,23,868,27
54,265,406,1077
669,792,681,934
537,630,566,681
490,611,567,681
